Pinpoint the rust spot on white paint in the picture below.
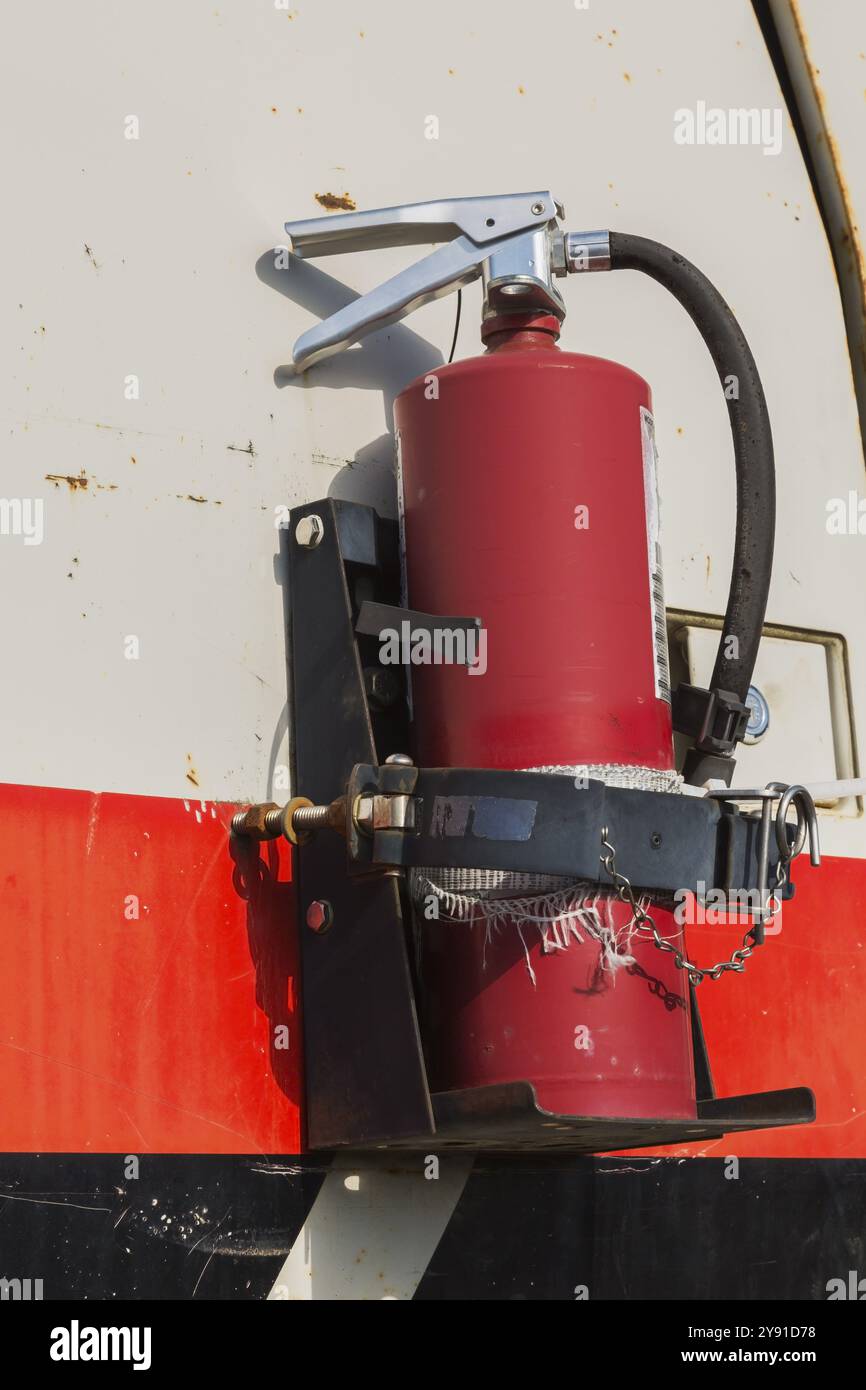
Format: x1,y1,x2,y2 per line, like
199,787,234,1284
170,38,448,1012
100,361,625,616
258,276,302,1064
46,472,88,491
314,192,356,212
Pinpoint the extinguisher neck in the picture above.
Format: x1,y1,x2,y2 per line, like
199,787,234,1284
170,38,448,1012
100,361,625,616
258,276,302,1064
481,311,562,354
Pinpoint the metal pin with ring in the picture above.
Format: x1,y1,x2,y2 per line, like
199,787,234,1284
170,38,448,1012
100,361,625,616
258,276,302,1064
706,782,821,945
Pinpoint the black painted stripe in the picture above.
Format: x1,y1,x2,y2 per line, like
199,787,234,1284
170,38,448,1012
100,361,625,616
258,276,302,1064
0,1155,328,1301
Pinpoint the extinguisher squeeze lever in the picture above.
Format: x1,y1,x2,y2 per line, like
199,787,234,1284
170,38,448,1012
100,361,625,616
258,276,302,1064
285,193,776,787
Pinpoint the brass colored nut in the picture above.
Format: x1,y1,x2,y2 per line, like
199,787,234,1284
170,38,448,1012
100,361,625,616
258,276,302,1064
231,802,280,840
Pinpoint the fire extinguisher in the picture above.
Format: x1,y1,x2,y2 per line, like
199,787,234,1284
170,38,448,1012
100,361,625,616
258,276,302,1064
280,191,779,1122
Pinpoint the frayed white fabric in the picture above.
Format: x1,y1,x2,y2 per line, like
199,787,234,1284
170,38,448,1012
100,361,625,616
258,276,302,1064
411,763,681,986
412,875,652,987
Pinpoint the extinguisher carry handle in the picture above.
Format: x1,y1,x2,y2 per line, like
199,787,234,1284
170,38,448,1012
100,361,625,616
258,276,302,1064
285,191,562,258
285,191,565,370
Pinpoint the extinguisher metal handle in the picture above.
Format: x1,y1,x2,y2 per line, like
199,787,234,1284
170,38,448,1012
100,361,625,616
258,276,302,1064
285,191,568,370
285,191,562,258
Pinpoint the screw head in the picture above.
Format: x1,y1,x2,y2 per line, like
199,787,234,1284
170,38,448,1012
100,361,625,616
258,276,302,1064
364,666,401,711
295,514,324,549
385,753,413,766
531,201,546,215
305,899,333,933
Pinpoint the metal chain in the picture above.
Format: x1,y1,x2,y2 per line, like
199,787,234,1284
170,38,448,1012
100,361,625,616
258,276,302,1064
599,827,785,986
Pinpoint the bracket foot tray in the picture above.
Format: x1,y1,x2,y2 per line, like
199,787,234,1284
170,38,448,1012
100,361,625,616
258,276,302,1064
345,1081,816,1153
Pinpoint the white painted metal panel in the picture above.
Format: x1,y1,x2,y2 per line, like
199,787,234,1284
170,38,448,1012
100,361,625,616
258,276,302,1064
680,625,851,808
267,1154,472,1300
0,0,863,858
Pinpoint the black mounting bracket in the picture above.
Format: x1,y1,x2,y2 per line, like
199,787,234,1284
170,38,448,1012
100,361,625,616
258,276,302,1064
286,497,815,1152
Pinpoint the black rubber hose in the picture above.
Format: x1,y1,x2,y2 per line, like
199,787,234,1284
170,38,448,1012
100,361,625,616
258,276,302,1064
608,233,775,708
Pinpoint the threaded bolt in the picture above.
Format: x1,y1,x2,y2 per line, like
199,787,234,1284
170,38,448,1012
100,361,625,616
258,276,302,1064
230,806,285,840
231,798,340,843
291,804,331,832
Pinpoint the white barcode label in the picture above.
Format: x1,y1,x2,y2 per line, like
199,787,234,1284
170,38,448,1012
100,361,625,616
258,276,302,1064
395,429,408,609
394,430,414,716
640,407,671,703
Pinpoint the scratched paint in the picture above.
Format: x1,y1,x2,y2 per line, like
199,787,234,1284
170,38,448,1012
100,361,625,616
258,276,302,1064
0,783,302,1153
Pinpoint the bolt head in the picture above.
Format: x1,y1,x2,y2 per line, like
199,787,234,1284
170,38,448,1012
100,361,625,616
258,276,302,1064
385,753,413,766
295,514,324,549
305,899,333,934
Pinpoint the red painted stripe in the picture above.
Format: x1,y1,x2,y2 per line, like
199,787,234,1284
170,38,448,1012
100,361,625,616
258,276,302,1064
0,783,302,1153
625,854,866,1158
3,779,862,1160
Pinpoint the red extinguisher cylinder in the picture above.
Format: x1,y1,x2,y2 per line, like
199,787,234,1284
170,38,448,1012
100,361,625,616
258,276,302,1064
394,325,694,1121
